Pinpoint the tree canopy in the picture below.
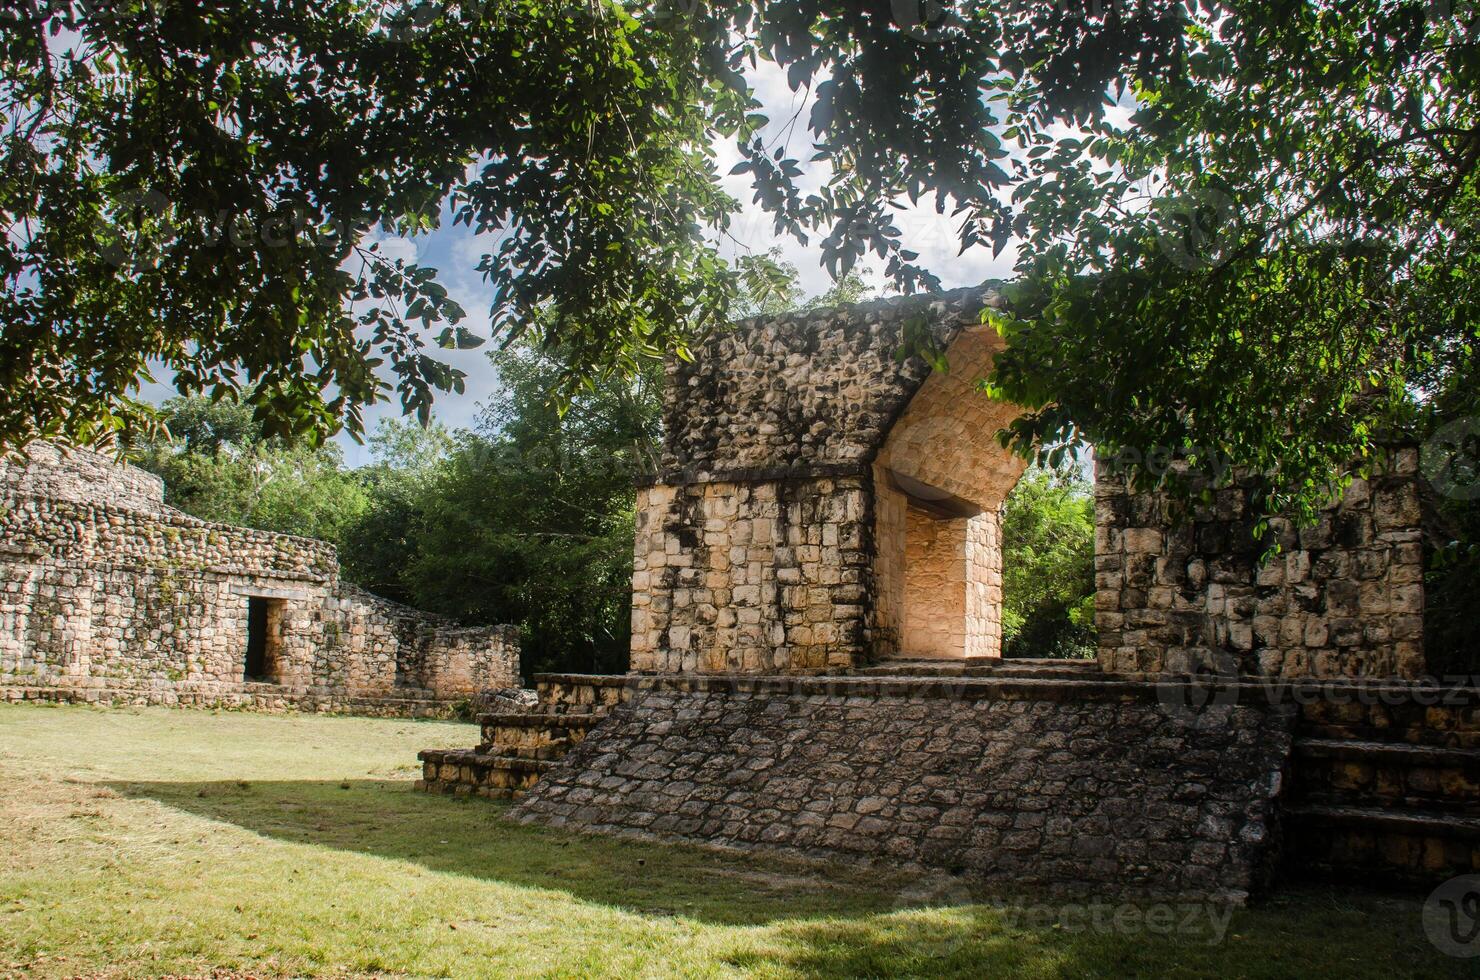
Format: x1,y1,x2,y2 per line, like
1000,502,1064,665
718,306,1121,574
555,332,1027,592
130,396,371,542
4,1,1477,511
1000,465,1096,660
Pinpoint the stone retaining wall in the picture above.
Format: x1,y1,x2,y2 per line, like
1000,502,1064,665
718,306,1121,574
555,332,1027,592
0,443,519,714
513,677,1296,901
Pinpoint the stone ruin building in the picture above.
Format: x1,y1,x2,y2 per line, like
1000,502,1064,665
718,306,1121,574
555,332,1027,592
0,443,518,716
421,284,1479,903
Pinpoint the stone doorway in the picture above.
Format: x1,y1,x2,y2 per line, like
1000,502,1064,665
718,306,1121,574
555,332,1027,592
243,596,284,682
871,323,1026,662
898,495,998,660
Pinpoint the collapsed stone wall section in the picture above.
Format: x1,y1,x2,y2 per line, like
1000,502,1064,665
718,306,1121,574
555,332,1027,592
1094,450,1426,678
0,444,519,714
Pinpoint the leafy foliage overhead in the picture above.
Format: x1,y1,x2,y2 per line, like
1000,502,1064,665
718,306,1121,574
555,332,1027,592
4,1,1477,517
3,0,740,445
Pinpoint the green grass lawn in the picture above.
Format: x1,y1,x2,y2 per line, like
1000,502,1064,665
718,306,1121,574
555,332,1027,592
0,702,1468,979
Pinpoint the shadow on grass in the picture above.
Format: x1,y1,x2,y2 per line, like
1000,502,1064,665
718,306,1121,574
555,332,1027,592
104,779,1466,978
108,777,919,928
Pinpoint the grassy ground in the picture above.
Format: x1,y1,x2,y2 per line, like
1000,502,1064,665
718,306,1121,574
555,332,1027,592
0,703,1468,979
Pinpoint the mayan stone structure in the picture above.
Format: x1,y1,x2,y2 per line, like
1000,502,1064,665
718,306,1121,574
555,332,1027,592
513,675,1297,902
426,287,1476,898
630,286,1427,680
0,443,518,715
631,286,1025,673
1094,453,1426,679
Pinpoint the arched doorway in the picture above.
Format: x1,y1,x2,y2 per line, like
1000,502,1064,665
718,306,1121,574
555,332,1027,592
871,322,1027,661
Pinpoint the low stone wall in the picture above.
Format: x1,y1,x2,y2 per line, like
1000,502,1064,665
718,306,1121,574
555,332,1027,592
512,676,1296,902
1094,451,1426,678
0,681,476,718
0,443,519,715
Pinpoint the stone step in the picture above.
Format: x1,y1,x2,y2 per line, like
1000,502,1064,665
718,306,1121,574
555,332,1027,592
1002,658,1101,668
474,737,575,761
479,711,605,757
1297,693,1480,749
416,748,555,800
1292,738,1480,810
533,673,635,709
855,658,1102,678
1284,802,1480,886
476,709,607,728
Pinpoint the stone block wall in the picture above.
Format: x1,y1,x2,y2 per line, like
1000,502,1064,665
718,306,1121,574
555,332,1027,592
1094,450,1425,678
0,441,166,512
513,676,1296,901
659,289,999,479
900,506,967,659
0,444,519,713
632,287,1027,672
634,282,1425,678
629,476,872,673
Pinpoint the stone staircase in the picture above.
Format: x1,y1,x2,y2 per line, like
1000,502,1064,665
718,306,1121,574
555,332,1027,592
416,674,633,799
1283,687,1480,886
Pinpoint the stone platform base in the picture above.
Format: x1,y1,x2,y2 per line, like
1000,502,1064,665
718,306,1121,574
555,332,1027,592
499,669,1296,902
1283,683,1480,886
1,681,478,719
417,675,626,798
420,669,1480,897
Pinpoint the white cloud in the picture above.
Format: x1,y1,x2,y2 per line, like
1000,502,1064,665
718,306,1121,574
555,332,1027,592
362,233,419,266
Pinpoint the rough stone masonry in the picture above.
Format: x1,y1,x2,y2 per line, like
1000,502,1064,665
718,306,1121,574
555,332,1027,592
632,287,1027,674
438,285,1459,898
514,676,1296,903
0,442,519,715
630,284,1425,679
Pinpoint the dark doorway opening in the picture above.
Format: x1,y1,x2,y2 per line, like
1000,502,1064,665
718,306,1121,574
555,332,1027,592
243,596,281,681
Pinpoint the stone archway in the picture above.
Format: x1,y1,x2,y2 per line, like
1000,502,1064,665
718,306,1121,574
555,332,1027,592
870,323,1027,661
